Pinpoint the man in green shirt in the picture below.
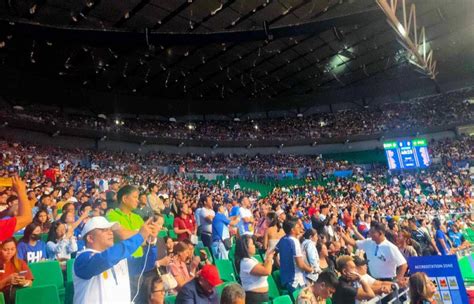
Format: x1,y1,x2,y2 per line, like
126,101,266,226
107,185,146,257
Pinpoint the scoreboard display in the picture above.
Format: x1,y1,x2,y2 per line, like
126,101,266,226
383,138,431,170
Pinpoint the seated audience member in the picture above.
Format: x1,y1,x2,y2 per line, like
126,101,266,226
301,228,322,275
17,223,47,263
145,275,165,304
235,235,275,303
73,217,158,304
0,237,34,303
276,217,313,293
297,271,338,304
220,283,246,304
0,177,33,241
169,242,195,290
332,255,375,304
46,221,78,262
353,256,393,301
33,208,51,233
176,264,221,304
409,272,437,304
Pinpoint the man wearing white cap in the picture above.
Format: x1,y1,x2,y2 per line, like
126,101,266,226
73,217,158,304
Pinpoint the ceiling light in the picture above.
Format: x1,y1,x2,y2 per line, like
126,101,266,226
254,124,259,130
86,0,94,8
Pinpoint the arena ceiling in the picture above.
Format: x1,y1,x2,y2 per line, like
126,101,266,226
0,0,473,115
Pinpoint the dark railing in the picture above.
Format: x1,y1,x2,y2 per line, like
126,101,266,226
2,117,471,148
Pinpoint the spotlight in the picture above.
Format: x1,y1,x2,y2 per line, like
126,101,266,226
254,124,259,130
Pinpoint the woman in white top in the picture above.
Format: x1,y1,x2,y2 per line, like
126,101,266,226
301,228,321,275
235,235,275,304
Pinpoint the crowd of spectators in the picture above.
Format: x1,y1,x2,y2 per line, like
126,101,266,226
1,88,473,142
0,132,472,303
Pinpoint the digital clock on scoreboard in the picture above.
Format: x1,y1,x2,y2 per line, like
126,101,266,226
383,138,431,170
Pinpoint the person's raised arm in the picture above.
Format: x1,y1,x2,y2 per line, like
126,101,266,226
12,176,33,232
250,250,275,276
338,229,357,247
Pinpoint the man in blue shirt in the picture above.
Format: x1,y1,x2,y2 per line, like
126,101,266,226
73,216,158,304
276,217,313,293
211,204,238,259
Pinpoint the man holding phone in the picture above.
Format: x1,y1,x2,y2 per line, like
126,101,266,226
0,176,33,241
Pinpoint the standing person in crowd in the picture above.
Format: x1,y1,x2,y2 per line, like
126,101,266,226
397,229,419,260
235,235,275,303
17,223,47,263
105,180,120,210
237,196,254,236
448,224,470,250
107,185,145,257
0,237,34,303
175,264,221,304
0,176,33,241
276,217,313,293
432,218,453,256
332,255,375,304
301,228,321,275
73,216,158,304
174,203,197,242
263,211,285,251
147,183,164,214
220,283,246,304
198,195,215,249
135,192,155,221
46,221,78,262
296,271,339,304
408,272,437,304
316,241,335,272
211,203,238,259
33,208,51,233
339,222,408,288
408,218,440,256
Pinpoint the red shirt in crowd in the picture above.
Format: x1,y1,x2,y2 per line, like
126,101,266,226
174,215,196,241
0,258,34,294
0,218,16,242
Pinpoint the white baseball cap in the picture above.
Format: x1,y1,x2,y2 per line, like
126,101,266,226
81,216,117,237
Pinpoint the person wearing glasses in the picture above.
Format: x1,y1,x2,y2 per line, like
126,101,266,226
338,222,408,289
146,275,166,304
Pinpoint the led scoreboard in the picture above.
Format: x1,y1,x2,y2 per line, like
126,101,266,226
383,138,431,170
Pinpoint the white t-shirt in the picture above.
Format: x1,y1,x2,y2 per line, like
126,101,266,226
240,257,268,291
199,207,215,234
356,238,406,279
355,274,377,304
238,207,253,235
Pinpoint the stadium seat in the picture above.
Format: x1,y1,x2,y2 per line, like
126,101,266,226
163,215,174,230
267,274,280,299
158,230,168,238
194,246,213,264
216,281,234,297
272,295,292,304
0,292,4,304
15,285,61,304
168,230,178,240
29,260,65,302
253,254,263,263
65,259,75,304
164,294,176,304
215,259,238,282
292,289,302,302
272,270,288,294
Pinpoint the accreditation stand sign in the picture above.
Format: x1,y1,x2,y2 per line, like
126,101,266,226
408,255,469,304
